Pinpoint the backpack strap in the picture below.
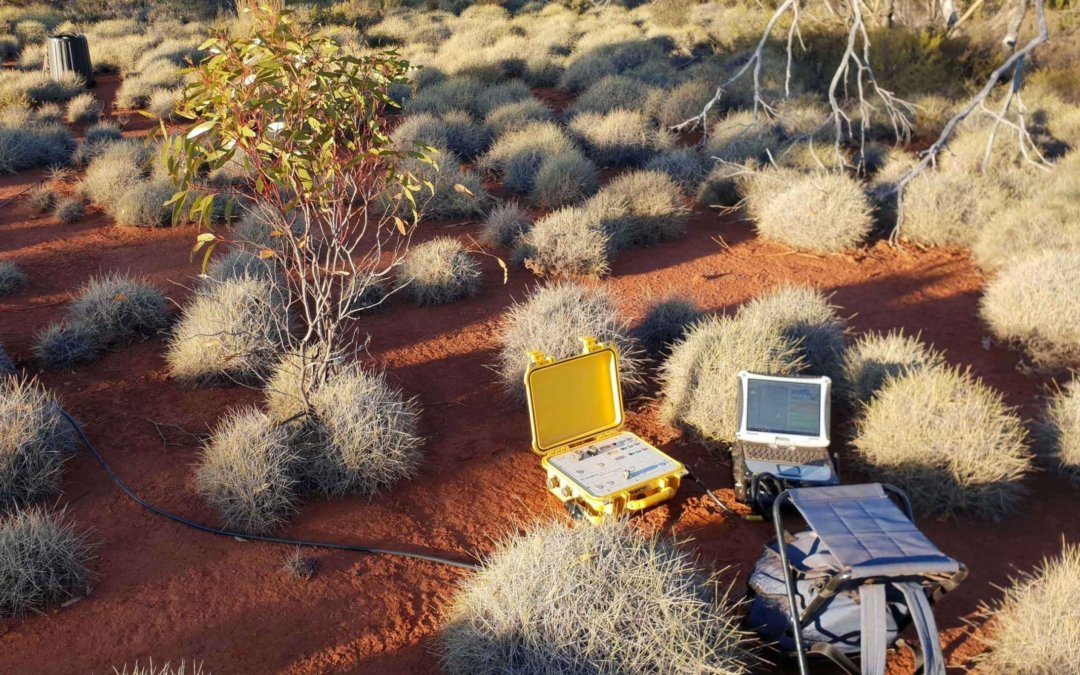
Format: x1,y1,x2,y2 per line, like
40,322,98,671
858,584,888,675
897,581,946,675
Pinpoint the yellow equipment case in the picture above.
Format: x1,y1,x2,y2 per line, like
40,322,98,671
524,336,686,523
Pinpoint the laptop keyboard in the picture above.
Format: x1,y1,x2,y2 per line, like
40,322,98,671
739,443,832,467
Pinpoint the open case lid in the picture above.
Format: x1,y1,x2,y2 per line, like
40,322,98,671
524,336,624,456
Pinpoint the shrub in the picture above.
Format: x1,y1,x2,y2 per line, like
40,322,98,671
81,140,153,208
976,544,1080,674
745,172,874,252
736,285,848,387
67,273,170,343
661,314,805,444
696,162,748,208
195,408,299,535
0,377,79,513
441,109,491,160
0,507,91,617
26,185,57,213
636,294,703,356
705,111,782,164
0,121,75,174
520,203,612,278
644,148,706,193
112,661,206,675
166,274,291,385
65,93,102,125
652,78,716,128
300,363,424,497
479,122,575,194
900,169,1014,247
568,74,656,116
530,150,599,209
0,261,27,297
851,365,1031,519
396,236,482,306
594,169,689,249
497,282,643,401
33,321,102,370
568,109,673,167
112,179,173,228
980,251,1080,371
147,88,179,121
53,197,85,224
484,98,553,138
842,330,945,404
480,200,531,248
1037,380,1080,484
442,519,752,675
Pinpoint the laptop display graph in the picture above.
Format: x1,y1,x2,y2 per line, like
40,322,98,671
745,378,822,437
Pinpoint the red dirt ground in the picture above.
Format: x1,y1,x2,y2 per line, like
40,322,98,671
1,75,1076,675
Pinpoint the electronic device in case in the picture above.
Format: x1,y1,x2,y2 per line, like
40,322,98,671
733,371,838,506
524,336,686,523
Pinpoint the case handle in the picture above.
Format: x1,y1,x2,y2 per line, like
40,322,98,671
626,486,676,511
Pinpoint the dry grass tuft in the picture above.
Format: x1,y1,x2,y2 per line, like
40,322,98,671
441,519,753,675
645,148,706,193
195,408,299,535
166,274,291,386
594,169,689,249
975,544,1080,674
852,365,1031,520
0,507,92,617
661,314,805,444
568,109,673,167
484,98,553,138
65,93,102,125
636,294,703,356
52,197,85,224
81,140,153,208
0,261,27,298
705,111,782,164
480,200,531,248
842,330,945,404
497,282,643,402
520,202,612,278
0,376,78,512
569,74,657,117
299,363,424,498
479,122,575,194
112,660,207,675
980,251,1080,372
1036,380,1080,485
735,285,848,388
112,179,174,228
396,237,482,306
530,150,599,209
32,321,102,370
67,272,170,343
746,172,873,252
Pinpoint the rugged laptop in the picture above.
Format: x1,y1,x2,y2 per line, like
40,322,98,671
732,371,838,507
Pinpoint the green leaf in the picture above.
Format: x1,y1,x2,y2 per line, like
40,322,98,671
186,121,216,139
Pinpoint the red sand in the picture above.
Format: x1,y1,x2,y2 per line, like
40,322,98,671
1,75,1076,675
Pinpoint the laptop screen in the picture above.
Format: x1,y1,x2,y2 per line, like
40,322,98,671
745,377,822,437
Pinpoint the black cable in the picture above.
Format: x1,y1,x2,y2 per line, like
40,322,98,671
60,411,480,571
685,467,762,521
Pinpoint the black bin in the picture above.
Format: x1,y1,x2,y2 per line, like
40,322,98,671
47,33,95,87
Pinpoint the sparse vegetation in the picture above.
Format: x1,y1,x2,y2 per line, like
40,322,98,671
746,172,874,252
842,330,945,404
396,236,482,306
0,376,78,513
0,261,27,297
980,251,1080,371
166,274,291,386
442,519,752,675
0,106,75,174
1036,380,1080,485
851,365,1031,519
112,661,206,675
497,282,643,401
976,544,1080,674
480,200,530,248
0,507,92,618
195,408,299,535
636,294,703,356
